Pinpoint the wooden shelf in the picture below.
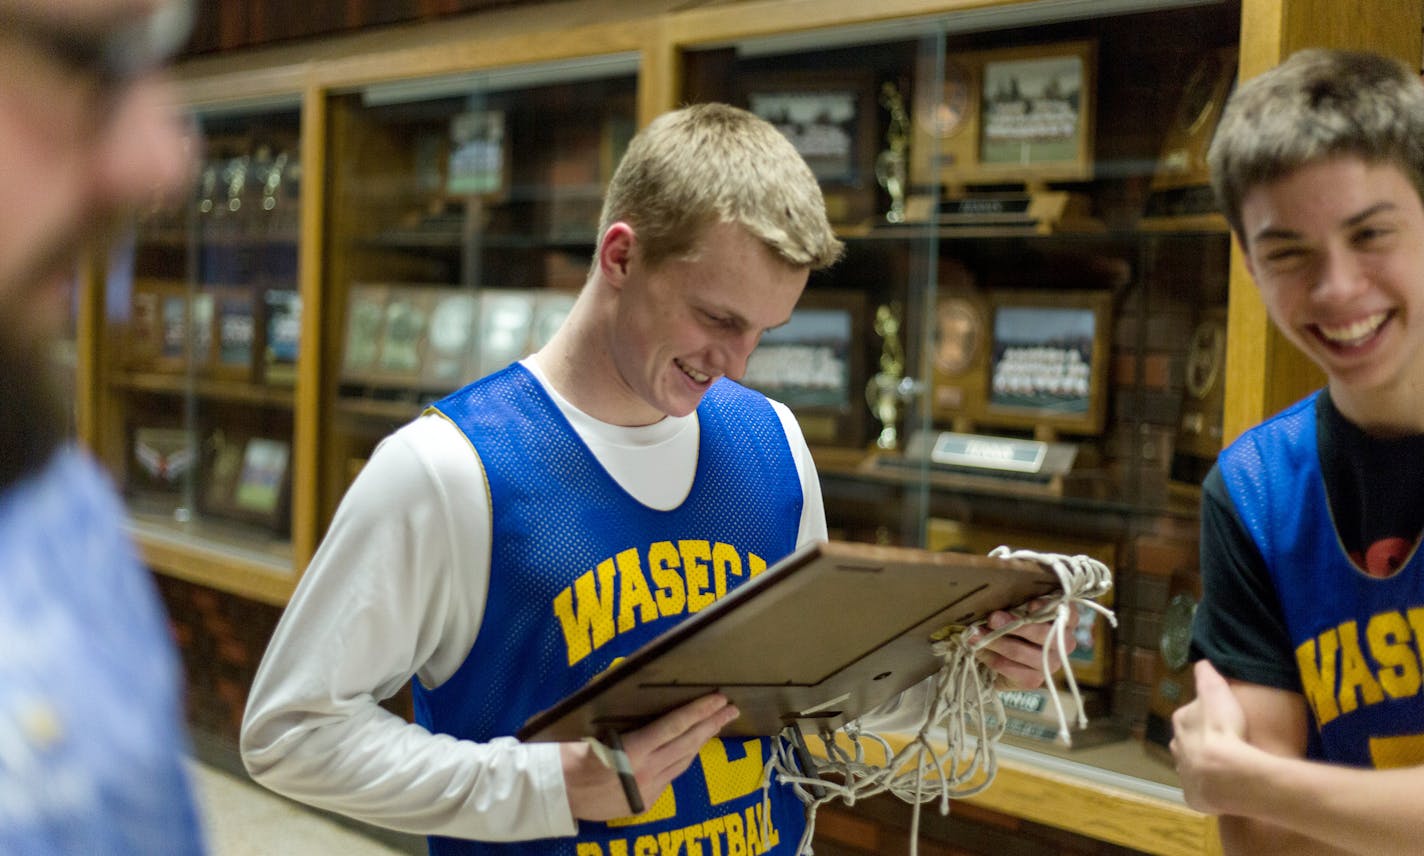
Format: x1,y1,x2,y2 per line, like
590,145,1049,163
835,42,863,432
130,514,296,606
806,730,1216,856
110,372,298,408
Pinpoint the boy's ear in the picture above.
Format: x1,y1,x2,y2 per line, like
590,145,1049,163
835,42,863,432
598,222,636,287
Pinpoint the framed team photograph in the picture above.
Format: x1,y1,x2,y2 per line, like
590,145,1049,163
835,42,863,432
982,289,1112,436
912,40,1096,189
741,288,868,448
743,71,879,226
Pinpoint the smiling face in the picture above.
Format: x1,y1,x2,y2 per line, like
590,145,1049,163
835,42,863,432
1240,156,1424,430
607,220,809,424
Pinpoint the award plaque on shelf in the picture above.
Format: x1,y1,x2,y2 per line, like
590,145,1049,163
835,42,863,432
981,289,1113,437
201,430,291,534
233,436,292,530
340,283,390,385
211,287,256,381
912,41,1096,191
130,426,197,496
262,288,302,386
744,71,878,227
447,110,508,198
1169,307,1228,495
1145,568,1202,762
201,429,246,517
476,289,535,378
1142,47,1237,229
156,283,191,372
421,289,479,391
376,288,430,384
126,280,168,369
742,289,868,448
929,259,991,430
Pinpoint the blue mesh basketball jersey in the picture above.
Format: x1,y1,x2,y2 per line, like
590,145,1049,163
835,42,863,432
420,364,806,855
1218,391,1424,768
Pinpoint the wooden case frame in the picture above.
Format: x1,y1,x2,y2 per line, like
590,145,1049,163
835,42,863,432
742,288,869,449
742,70,880,227
981,289,1113,436
912,40,1097,189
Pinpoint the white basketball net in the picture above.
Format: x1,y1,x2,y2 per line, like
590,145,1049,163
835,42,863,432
761,546,1116,856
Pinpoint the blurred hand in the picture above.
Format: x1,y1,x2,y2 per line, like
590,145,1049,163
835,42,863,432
561,693,738,821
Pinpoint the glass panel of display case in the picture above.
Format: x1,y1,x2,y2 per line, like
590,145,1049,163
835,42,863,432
98,101,302,572
322,58,638,528
680,0,1238,792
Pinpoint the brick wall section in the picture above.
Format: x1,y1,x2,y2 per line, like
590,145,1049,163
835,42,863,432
156,574,284,745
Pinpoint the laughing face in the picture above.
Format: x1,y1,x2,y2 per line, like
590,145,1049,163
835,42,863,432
1240,156,1424,429
608,220,809,424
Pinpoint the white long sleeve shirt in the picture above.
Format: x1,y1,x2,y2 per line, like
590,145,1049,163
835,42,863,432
240,362,832,841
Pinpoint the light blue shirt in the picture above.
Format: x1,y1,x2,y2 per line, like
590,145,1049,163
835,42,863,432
0,448,205,854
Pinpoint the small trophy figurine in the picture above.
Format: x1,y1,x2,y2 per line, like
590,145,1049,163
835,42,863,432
866,302,906,450
876,81,910,224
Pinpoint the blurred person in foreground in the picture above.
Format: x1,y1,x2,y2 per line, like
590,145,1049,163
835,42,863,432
0,0,203,851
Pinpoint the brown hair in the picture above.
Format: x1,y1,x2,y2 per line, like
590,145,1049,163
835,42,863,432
1209,48,1424,241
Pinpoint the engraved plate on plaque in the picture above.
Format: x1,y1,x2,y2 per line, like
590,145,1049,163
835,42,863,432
930,431,1047,474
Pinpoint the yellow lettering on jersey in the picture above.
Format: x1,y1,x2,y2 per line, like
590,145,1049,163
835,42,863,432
634,834,658,856
1296,630,1341,727
684,825,705,856
1369,733,1424,769
649,541,687,617
724,811,746,856
754,801,779,848
607,785,676,827
617,548,660,633
1367,612,1421,699
608,843,628,856
698,739,765,806
711,543,743,600
682,540,715,612
743,806,762,855
655,829,684,856
748,554,767,578
554,559,619,665
700,817,726,856
1407,608,1424,664
577,845,604,856
1336,620,1384,715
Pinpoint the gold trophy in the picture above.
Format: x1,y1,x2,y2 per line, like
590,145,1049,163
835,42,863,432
876,82,910,224
866,302,906,450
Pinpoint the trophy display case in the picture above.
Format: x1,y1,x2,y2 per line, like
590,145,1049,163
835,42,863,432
94,102,304,590
78,0,1415,850
678,2,1239,845
319,60,638,529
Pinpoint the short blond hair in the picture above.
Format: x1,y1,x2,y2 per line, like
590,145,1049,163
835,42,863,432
598,102,844,271
1209,48,1424,241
